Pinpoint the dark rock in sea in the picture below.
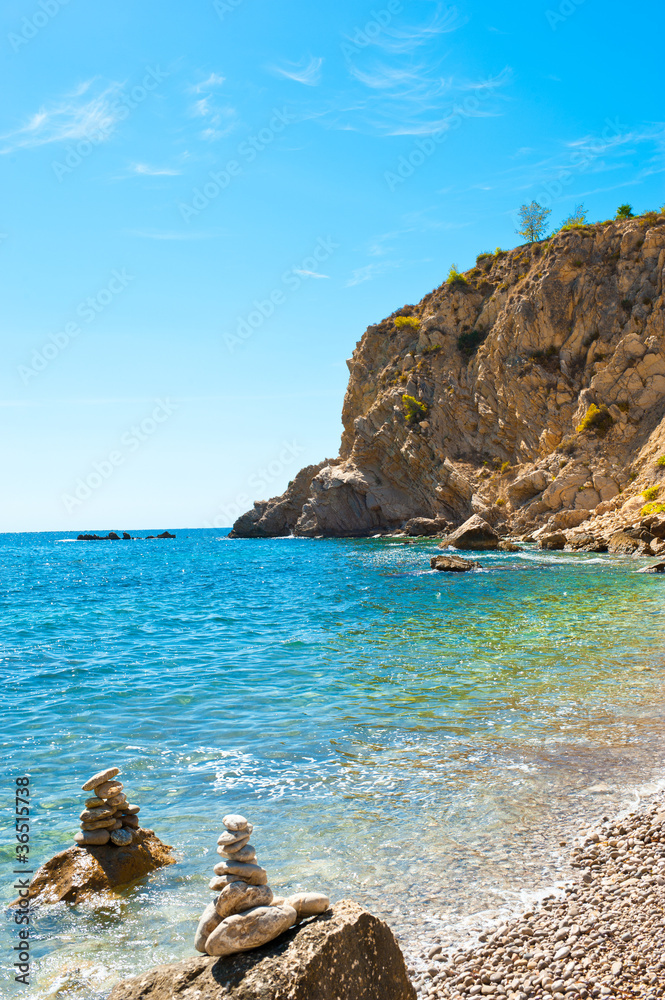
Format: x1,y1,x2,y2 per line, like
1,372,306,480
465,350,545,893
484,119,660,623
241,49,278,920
13,829,175,905
108,532,120,540
430,554,481,572
637,562,665,574
565,532,608,552
438,514,499,551
497,540,522,552
402,516,452,537
538,531,567,550
156,531,176,538
108,900,415,1000
123,532,131,540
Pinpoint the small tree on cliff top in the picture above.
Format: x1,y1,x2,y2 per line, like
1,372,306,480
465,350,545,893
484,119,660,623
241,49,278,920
616,203,633,219
515,201,551,242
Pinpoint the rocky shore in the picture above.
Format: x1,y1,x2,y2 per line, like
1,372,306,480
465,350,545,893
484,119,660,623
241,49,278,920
410,798,665,1000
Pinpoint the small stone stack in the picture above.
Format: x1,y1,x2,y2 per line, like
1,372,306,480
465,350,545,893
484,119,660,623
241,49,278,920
195,812,330,957
75,767,141,848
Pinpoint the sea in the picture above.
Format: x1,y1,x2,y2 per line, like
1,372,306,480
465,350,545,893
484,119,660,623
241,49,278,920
1,529,665,998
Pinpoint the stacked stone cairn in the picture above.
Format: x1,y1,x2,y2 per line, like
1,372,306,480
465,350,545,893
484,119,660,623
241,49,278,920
75,767,141,848
195,813,330,957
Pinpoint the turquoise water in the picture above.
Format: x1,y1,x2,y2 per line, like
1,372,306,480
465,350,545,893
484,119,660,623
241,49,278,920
2,530,665,997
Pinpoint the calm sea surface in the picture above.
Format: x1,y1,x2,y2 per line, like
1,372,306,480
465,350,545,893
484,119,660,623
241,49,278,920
1,530,665,998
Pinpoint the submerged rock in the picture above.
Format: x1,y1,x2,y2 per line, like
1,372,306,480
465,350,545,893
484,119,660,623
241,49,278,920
637,561,665,573
109,900,416,1000
14,829,175,905
430,554,481,572
538,531,567,550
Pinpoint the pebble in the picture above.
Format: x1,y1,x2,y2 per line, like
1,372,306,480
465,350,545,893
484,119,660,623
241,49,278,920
217,830,249,847
195,901,223,954
110,827,133,846
222,813,250,832
84,797,106,809
75,829,111,846
215,882,273,919
94,780,123,799
123,804,140,815
213,860,268,885
81,818,117,831
205,904,297,957
81,767,119,792
121,814,140,829
411,797,665,1000
219,844,257,863
106,793,128,808
285,892,330,919
209,875,244,891
79,807,114,822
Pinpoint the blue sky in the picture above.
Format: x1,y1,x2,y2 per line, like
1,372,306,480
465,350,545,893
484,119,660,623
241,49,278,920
1,0,663,532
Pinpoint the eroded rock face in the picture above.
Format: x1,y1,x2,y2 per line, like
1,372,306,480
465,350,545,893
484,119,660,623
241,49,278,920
230,217,665,543
109,900,416,1000
15,829,175,905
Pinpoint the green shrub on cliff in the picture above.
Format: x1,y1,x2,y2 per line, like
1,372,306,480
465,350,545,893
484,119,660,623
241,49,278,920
457,328,487,358
642,485,660,501
616,204,634,219
576,403,613,437
402,394,428,424
446,264,468,287
394,316,420,331
641,502,665,517
655,455,665,468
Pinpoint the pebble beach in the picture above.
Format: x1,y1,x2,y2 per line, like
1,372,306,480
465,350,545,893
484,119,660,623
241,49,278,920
411,797,665,1000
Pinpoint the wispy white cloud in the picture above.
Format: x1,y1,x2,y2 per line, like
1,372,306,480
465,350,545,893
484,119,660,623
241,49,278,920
293,268,329,279
190,73,226,94
353,5,465,54
270,56,323,86
0,81,124,154
346,260,400,286
131,163,182,176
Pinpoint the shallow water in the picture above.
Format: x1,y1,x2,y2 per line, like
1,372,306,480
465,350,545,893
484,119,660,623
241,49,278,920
2,531,665,997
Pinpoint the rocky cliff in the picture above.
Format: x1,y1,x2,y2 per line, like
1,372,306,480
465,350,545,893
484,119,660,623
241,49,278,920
231,214,665,545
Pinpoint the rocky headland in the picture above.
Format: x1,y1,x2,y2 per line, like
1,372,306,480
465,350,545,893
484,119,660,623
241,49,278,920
231,214,665,554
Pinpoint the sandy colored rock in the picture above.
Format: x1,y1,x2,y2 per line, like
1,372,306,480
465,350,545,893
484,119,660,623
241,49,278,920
219,843,256,863
81,818,117,831
227,217,665,548
85,796,106,809
286,891,330,919
95,779,123,798
82,767,119,791
209,875,243,891
205,903,297,957
439,514,499,551
121,814,140,829
217,830,249,848
80,806,114,823
14,828,175,905
213,860,268,885
214,881,273,919
108,899,416,1000
222,814,250,832
195,900,223,954
74,829,111,846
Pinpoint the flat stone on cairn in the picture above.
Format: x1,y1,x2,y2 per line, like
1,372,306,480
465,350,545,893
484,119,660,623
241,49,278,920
75,766,143,847
194,812,330,958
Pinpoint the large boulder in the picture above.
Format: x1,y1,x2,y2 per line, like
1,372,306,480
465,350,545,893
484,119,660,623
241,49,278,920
607,531,654,555
14,829,175,905
402,516,451,536
108,899,415,1000
439,515,498,551
507,469,551,505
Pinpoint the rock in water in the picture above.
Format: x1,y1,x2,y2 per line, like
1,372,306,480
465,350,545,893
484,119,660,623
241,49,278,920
637,561,665,573
16,829,175,905
74,829,111,846
212,860,268,885
111,828,133,847
215,882,273,919
438,515,498,551
109,900,416,1000
430,554,481,572
205,903,297,957
195,901,223,954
